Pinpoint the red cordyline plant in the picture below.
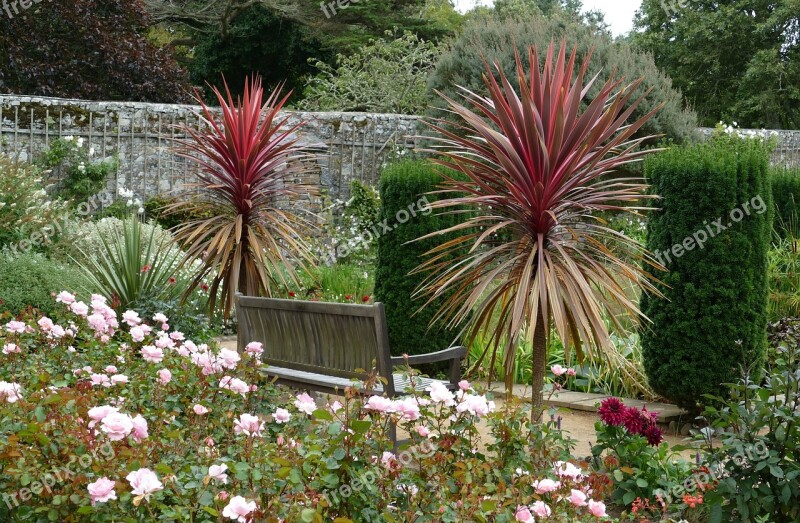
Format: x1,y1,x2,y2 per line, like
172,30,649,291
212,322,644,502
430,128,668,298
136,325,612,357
170,76,316,318
417,42,664,415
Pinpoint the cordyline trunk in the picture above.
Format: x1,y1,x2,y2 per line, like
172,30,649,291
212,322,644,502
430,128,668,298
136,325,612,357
531,308,547,423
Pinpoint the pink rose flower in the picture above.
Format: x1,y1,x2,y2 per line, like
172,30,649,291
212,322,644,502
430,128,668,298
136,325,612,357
90,373,111,387
553,461,584,480
141,345,164,364
273,408,291,424
70,302,89,317
531,500,552,518
458,379,471,391
208,464,228,484
122,310,141,327
37,317,54,332
129,326,145,343
157,369,172,384
56,291,76,304
415,425,431,437
217,348,241,369
294,393,316,415
126,468,163,498
154,336,173,349
551,364,566,376
588,500,608,517
193,404,209,415
569,488,588,507
364,396,395,413
245,341,263,356
5,320,26,334
515,506,534,522
219,376,249,396
427,381,455,406
87,405,119,427
456,393,493,417
131,414,148,442
3,343,20,354
394,397,421,421
567,368,577,377
233,413,264,437
87,477,117,505
221,495,257,522
0,381,23,403
100,412,134,441
533,478,561,494
110,374,129,385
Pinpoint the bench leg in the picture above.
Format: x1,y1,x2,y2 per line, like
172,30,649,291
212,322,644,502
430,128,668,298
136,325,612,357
449,357,462,387
389,422,398,453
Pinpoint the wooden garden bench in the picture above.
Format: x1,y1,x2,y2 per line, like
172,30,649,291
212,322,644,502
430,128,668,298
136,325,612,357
235,294,467,397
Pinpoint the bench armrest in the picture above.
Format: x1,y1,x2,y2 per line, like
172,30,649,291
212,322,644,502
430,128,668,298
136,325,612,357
390,346,467,366
390,346,467,387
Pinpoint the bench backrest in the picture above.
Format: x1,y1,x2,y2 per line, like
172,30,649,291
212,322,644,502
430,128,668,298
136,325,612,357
236,295,394,386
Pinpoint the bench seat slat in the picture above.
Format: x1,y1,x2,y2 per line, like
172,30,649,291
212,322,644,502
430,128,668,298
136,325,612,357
262,366,444,395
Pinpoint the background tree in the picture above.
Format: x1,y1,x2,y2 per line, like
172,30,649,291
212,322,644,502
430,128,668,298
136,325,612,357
633,0,800,129
188,4,328,103
0,0,189,103
299,32,442,114
145,0,457,102
428,8,698,143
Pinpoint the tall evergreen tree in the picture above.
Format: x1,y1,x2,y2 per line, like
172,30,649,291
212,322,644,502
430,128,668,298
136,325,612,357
633,0,800,128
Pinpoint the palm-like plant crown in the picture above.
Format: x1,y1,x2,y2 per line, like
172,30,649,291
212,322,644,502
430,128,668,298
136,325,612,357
171,77,316,318
418,42,664,397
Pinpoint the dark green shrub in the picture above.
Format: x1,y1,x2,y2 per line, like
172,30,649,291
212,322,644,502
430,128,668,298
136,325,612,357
770,168,800,236
0,255,85,317
140,195,213,232
374,160,463,364
641,135,773,411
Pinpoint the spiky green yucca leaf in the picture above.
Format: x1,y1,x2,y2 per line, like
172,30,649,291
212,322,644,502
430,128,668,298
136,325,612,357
75,213,182,310
170,76,317,318
417,42,664,407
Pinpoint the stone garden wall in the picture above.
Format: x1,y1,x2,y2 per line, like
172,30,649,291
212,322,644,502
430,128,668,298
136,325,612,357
2,95,800,213
0,95,421,213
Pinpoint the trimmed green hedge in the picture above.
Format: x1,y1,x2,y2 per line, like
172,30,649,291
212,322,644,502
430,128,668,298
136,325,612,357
0,254,86,317
641,136,772,410
374,160,463,363
771,168,800,235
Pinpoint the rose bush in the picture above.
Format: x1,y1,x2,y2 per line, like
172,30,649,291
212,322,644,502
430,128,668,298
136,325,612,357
1,293,616,521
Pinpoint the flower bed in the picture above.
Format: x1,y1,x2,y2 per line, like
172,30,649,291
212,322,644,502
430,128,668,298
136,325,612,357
0,293,614,521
